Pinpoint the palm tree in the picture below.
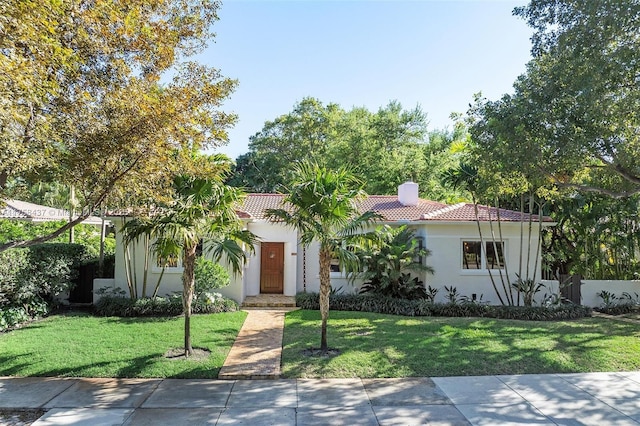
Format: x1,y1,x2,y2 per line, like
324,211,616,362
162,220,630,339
266,161,379,352
122,174,257,357
357,225,434,300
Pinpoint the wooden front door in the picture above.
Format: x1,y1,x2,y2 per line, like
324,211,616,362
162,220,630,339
260,242,284,294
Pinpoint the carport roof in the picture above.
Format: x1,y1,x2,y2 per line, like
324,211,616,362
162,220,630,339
0,199,106,225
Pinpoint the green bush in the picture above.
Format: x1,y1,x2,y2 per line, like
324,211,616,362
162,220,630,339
0,307,29,331
430,302,488,317
0,300,50,332
0,244,88,329
194,257,230,295
94,293,239,317
27,243,89,298
0,249,30,306
357,226,433,300
594,303,636,315
486,304,592,320
83,254,116,278
296,292,592,321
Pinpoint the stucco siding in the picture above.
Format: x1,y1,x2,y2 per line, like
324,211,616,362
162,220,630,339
425,222,543,304
245,222,298,297
541,279,640,307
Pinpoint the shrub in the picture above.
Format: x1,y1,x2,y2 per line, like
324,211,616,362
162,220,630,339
356,225,433,300
594,303,636,315
194,257,230,295
296,292,592,321
0,300,50,332
0,249,30,306
430,302,488,317
443,286,463,304
94,293,239,317
0,307,29,331
594,290,639,315
511,276,544,307
27,243,89,299
0,244,87,328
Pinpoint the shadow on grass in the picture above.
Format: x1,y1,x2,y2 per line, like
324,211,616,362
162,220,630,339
0,312,246,379
282,310,640,378
0,348,227,379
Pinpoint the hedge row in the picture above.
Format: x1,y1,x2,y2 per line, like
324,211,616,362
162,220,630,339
296,292,592,321
0,244,89,331
594,304,637,316
94,294,239,317
1,302,50,332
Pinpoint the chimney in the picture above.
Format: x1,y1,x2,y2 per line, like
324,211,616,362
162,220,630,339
398,181,419,206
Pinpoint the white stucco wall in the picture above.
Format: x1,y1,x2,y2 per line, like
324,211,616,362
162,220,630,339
244,221,298,297
299,241,362,295
109,218,257,304
111,218,190,298
541,279,640,307
425,222,544,305
108,217,549,305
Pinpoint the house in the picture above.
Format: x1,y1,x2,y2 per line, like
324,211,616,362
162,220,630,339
97,182,554,305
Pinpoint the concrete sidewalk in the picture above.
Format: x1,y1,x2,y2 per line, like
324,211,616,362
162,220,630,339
2,372,640,425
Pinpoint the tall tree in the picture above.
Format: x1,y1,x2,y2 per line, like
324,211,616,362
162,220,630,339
121,165,257,357
327,101,430,195
266,161,379,352
469,0,640,198
543,194,640,280
228,97,343,192
229,98,471,201
1,0,236,251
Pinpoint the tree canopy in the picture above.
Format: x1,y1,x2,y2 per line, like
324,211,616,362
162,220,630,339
229,97,468,202
469,0,640,198
1,0,236,251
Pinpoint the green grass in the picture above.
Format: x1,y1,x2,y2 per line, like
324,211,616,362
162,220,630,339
282,310,640,378
0,311,247,378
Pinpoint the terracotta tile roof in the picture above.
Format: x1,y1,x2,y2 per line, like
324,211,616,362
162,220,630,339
238,194,288,220
237,194,552,223
356,195,448,222
422,203,553,222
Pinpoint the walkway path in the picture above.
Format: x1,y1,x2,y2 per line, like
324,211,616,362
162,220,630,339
218,308,295,379
2,373,640,425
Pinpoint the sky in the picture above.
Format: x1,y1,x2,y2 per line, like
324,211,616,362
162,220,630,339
200,0,534,160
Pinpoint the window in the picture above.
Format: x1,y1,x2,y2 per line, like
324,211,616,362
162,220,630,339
153,240,202,272
414,237,425,265
330,245,359,274
330,258,341,273
157,253,180,268
462,241,505,270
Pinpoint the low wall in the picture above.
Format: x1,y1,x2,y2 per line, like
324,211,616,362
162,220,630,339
93,278,116,304
541,279,640,307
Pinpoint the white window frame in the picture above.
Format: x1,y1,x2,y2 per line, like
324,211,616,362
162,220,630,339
460,239,506,274
152,252,183,274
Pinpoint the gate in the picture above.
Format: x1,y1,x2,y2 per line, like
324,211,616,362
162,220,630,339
69,263,96,304
559,274,581,304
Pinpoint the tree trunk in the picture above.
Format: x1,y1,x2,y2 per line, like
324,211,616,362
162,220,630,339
319,246,332,352
182,243,197,357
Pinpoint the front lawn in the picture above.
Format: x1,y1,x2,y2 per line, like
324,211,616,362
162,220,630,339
282,310,640,378
0,311,247,378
